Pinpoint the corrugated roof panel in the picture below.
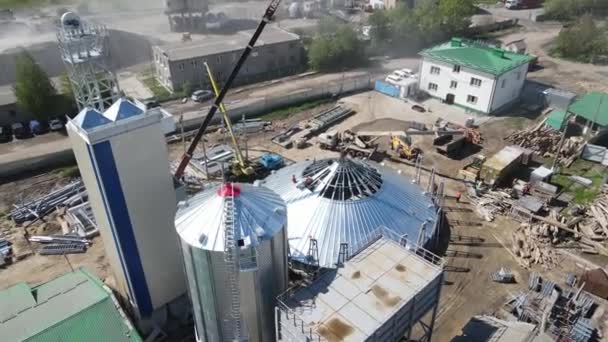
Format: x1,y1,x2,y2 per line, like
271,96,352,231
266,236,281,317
569,92,608,127
420,38,534,76
103,98,144,122
175,183,287,251
0,283,36,322
263,158,438,268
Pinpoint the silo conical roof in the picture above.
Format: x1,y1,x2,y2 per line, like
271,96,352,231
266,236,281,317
263,158,439,268
175,183,287,251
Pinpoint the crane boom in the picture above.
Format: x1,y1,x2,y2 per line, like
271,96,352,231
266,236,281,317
174,0,281,179
203,62,251,174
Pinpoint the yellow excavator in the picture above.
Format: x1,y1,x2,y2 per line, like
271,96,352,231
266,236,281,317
204,62,255,177
390,135,422,160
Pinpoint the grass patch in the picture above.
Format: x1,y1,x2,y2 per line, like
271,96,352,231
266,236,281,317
551,160,606,205
59,165,80,178
141,76,175,101
502,116,530,131
260,98,333,120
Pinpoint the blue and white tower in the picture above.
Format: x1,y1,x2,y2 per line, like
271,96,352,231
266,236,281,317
67,98,184,318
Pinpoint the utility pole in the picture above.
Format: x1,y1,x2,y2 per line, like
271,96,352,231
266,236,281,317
587,93,605,137
179,114,186,154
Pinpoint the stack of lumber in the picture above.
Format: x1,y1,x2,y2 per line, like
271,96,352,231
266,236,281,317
467,186,513,222
577,186,608,241
504,122,583,166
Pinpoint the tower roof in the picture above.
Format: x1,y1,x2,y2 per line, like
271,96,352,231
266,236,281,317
72,107,112,130
263,158,439,268
103,98,144,122
175,183,287,251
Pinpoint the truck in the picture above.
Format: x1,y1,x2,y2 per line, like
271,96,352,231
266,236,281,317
480,146,524,187
504,0,543,9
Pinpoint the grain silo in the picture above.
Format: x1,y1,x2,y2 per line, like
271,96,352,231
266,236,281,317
263,157,441,268
175,182,288,342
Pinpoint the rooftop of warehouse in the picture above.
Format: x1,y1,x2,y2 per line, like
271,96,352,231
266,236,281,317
279,237,443,341
0,267,141,342
156,27,300,61
420,38,535,76
569,91,608,127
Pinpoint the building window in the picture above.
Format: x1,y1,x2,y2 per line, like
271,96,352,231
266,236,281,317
470,77,482,87
428,83,438,92
501,79,506,88
216,56,222,64
453,65,461,73
192,60,199,68
450,81,457,89
467,95,478,104
516,72,521,80
179,63,184,71
289,42,296,49
430,66,440,75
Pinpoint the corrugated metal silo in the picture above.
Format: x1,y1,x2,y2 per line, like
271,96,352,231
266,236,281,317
176,183,288,342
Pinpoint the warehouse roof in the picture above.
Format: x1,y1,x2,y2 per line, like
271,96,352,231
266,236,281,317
157,27,300,61
569,91,608,127
0,268,141,342
420,38,535,76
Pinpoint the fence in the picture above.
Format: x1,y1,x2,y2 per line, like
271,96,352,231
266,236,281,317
180,74,377,131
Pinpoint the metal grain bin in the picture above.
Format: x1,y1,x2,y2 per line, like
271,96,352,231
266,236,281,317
175,183,288,342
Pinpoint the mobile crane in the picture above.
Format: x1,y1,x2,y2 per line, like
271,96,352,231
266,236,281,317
173,0,282,180
203,62,254,177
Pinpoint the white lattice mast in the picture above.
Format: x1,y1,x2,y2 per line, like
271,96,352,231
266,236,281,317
57,12,120,112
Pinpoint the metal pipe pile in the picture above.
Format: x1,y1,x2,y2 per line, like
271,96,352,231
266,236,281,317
0,238,12,265
10,180,87,224
30,235,91,255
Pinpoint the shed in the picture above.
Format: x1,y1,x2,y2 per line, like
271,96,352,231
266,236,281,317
480,146,524,186
569,92,608,128
0,267,141,342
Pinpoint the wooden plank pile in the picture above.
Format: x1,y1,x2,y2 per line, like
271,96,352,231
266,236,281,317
577,185,608,242
466,186,513,222
504,122,583,166
512,219,560,269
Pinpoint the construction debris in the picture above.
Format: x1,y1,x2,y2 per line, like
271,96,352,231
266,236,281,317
29,235,91,255
512,222,560,269
10,180,87,224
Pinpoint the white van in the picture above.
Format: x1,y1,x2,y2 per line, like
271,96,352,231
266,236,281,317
385,74,403,84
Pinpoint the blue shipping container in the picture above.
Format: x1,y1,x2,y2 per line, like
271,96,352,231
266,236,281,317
375,80,400,98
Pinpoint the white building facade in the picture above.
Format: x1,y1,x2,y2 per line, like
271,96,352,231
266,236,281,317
419,38,533,114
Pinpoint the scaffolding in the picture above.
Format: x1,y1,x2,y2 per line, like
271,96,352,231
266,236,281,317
56,13,120,112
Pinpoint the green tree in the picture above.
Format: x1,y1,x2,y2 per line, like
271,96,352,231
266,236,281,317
368,10,391,48
308,25,366,72
13,50,57,120
439,0,475,34
553,15,608,63
60,73,73,98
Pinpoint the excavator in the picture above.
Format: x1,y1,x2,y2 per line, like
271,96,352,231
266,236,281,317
173,0,282,181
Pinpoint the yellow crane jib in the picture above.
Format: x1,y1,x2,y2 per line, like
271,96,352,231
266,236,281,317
203,62,254,176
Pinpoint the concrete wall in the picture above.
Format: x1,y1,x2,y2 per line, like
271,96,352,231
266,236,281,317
420,58,496,113
491,63,528,112
154,40,304,92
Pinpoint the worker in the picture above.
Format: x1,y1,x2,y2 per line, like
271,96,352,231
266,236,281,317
455,191,462,203
291,174,297,184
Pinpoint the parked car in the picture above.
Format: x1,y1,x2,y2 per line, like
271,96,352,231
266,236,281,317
0,125,12,143
12,122,31,139
144,99,161,109
191,89,214,102
30,120,49,135
49,118,65,131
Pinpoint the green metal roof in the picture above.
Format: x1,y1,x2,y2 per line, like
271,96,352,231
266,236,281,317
569,92,608,127
547,110,568,130
420,38,535,76
0,268,142,342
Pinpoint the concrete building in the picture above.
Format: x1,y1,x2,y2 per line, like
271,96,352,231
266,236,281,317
419,38,534,114
153,27,303,92
66,98,185,319
0,267,141,342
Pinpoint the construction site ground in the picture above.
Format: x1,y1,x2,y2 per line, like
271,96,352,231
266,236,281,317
2,90,608,340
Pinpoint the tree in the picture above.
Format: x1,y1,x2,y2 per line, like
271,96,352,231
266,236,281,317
13,50,57,120
553,15,608,63
308,25,366,72
368,10,391,48
438,0,475,34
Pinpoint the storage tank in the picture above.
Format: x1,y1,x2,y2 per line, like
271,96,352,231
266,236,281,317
175,183,288,342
